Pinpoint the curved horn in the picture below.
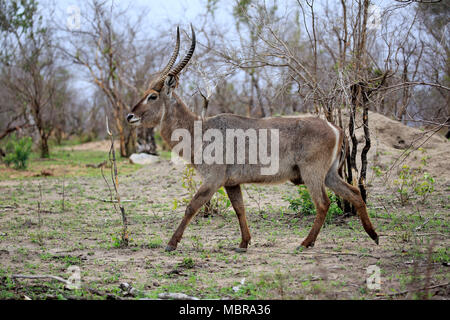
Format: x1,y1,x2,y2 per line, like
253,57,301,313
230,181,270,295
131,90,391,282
153,26,180,91
168,24,196,77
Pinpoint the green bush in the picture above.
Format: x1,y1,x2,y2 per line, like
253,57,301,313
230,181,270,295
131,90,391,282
393,164,436,205
173,165,231,215
3,134,33,170
414,172,435,203
285,185,343,223
285,185,316,216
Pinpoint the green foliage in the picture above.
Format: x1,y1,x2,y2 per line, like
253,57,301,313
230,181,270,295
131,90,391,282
0,0,40,64
393,163,436,206
3,134,32,169
178,257,195,269
148,235,163,248
0,0,38,33
284,185,343,223
393,165,414,205
173,165,231,215
414,172,435,203
111,234,122,248
111,233,132,248
206,0,220,16
285,185,316,216
432,247,449,264
327,193,344,222
372,166,383,177
211,186,232,215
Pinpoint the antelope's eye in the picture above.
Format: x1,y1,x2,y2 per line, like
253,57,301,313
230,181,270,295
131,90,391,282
147,93,158,102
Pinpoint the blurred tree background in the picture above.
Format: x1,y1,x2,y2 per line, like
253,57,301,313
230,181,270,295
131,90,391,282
0,0,448,161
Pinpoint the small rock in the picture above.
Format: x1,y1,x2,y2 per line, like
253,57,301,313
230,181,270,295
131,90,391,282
129,153,160,165
119,282,131,291
129,287,137,296
158,292,199,300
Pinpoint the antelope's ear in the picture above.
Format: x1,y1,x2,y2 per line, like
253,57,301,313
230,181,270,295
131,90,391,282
164,75,178,95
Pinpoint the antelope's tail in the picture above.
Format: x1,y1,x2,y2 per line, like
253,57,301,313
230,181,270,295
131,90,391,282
338,132,349,177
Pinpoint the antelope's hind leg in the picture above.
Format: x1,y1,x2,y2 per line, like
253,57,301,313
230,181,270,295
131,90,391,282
325,169,378,244
225,185,251,252
166,182,221,252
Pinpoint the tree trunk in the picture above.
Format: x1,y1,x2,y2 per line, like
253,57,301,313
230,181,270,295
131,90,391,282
119,134,127,157
40,134,50,158
114,114,126,158
125,126,137,157
55,127,63,145
137,127,157,155
359,99,370,203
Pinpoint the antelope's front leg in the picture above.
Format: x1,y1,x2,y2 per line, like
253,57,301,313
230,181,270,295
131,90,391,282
166,183,220,252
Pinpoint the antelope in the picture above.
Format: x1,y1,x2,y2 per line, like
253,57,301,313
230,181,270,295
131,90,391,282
127,26,379,252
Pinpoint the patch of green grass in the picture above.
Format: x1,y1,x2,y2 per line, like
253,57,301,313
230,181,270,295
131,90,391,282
148,235,163,248
0,148,141,180
432,247,449,264
159,151,172,160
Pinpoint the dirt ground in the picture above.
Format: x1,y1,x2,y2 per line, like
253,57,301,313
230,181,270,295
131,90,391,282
60,140,120,152
0,112,448,300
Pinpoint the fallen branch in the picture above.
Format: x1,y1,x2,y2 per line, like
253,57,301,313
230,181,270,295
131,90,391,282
0,205,17,209
12,274,70,285
386,282,450,297
317,251,380,259
277,249,380,259
86,161,107,169
12,274,124,300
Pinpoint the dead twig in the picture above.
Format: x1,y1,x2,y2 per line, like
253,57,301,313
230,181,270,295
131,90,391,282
85,196,135,203
61,172,66,213
105,116,129,247
37,184,43,246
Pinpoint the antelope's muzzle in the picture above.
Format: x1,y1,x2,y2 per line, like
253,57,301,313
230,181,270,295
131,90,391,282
126,113,141,126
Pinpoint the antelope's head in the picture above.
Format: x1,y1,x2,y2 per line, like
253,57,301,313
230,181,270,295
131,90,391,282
127,25,196,127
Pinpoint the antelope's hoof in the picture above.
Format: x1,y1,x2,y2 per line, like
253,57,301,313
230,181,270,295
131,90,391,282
300,241,315,248
165,245,177,252
234,247,247,253
374,235,379,245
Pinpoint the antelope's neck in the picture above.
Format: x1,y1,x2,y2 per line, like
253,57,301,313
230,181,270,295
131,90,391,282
160,92,199,149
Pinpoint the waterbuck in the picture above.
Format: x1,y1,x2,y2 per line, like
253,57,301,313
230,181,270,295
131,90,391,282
126,26,378,252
